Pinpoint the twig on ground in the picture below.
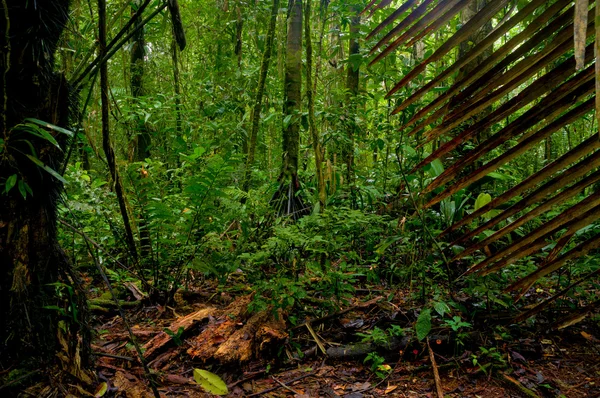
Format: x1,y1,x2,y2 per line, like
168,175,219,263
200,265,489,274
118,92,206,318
291,296,383,331
227,369,266,389
501,372,539,398
272,376,301,395
427,339,445,398
245,372,314,397
93,352,135,361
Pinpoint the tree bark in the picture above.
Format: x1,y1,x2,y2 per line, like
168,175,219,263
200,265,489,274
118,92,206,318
130,0,152,260
272,0,307,218
271,0,308,217
0,0,89,370
345,9,360,185
99,0,139,261
305,0,326,210
281,0,302,182
131,0,151,162
171,38,183,138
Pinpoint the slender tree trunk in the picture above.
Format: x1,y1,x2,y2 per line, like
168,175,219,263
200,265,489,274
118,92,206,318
235,4,244,69
0,0,89,371
131,0,151,162
99,0,138,261
171,38,182,138
305,0,326,210
345,9,360,185
243,0,280,193
130,0,152,259
545,135,553,163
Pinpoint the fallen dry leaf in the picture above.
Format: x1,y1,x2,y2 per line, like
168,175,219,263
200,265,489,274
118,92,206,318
384,385,398,394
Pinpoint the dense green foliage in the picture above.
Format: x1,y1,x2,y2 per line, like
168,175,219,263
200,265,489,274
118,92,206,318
44,0,599,342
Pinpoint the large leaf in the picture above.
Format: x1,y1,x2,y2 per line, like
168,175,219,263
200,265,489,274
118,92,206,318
24,118,74,137
25,154,67,184
5,174,17,193
193,369,228,396
415,308,432,341
474,193,492,211
19,123,61,149
433,301,451,317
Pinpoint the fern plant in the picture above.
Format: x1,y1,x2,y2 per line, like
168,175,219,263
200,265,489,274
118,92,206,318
124,145,240,300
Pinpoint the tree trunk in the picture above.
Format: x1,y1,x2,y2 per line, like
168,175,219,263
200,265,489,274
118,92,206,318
345,9,360,185
0,0,89,372
305,0,326,210
99,0,139,262
171,38,182,142
281,0,302,182
131,0,152,260
243,0,280,193
131,0,151,162
443,0,493,171
271,0,309,218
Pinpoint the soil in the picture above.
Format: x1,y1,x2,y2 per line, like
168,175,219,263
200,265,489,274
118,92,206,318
86,282,600,398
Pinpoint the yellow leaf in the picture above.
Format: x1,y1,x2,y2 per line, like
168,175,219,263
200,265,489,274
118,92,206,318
385,385,398,394
94,382,108,397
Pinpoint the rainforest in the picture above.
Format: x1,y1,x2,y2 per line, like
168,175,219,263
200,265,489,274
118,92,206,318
0,0,599,396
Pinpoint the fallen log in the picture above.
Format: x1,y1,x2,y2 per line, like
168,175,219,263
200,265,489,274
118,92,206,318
142,306,214,360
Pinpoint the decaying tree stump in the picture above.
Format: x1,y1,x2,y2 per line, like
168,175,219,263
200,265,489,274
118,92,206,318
142,294,288,365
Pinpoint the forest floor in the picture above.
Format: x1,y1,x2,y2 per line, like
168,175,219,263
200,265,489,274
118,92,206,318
89,279,600,398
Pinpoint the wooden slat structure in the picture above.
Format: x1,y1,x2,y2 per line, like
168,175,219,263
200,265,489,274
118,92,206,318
366,0,600,323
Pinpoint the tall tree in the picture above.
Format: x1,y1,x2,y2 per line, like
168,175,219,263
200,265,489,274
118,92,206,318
282,0,303,183
305,0,326,210
344,7,361,184
0,0,89,368
272,0,307,217
99,0,138,262
131,0,151,162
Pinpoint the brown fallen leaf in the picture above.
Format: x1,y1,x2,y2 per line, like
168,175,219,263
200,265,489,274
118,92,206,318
581,331,599,342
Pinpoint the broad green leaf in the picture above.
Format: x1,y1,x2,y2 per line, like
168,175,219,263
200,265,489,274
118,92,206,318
21,124,61,149
193,369,228,396
41,164,66,183
429,159,444,177
416,308,431,341
402,144,416,158
375,236,402,255
18,179,27,199
433,301,451,317
474,193,492,211
5,174,17,193
24,118,74,137
92,179,108,189
25,154,67,184
23,181,33,196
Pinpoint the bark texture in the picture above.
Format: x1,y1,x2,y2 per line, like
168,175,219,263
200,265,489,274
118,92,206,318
281,0,303,182
344,8,360,184
271,0,309,218
0,0,89,368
